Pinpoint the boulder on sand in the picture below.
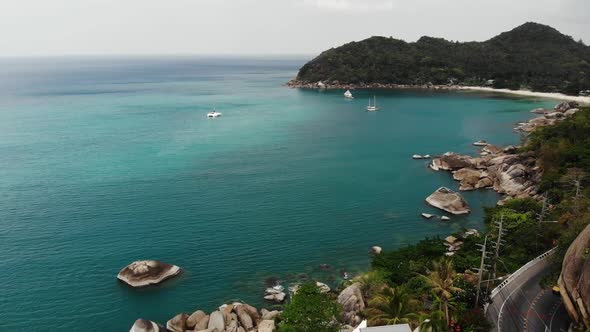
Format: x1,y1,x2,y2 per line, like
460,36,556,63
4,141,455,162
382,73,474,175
425,187,471,215
130,319,160,332
117,260,181,287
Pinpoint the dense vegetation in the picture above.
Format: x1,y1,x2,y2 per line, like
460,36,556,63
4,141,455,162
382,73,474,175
278,282,341,332
297,22,590,94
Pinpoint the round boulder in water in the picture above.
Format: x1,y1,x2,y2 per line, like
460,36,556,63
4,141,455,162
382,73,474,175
117,260,181,287
129,318,160,332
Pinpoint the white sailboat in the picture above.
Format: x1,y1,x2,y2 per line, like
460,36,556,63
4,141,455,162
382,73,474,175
344,90,354,99
366,95,379,112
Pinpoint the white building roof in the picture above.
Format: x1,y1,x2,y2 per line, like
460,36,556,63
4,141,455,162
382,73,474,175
360,324,412,332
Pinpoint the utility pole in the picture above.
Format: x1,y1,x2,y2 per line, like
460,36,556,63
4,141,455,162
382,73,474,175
474,234,490,308
536,193,548,251
490,215,506,288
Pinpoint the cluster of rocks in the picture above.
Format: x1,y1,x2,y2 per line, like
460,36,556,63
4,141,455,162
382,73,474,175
426,101,583,206
515,101,580,133
286,79,459,91
428,148,541,205
263,286,286,303
443,229,480,257
130,303,281,332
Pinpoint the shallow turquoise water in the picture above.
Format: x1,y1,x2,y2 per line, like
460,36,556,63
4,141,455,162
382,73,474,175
0,57,556,330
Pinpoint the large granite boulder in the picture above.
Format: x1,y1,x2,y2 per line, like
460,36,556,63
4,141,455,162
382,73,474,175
258,320,276,332
559,224,590,329
337,283,365,326
235,305,255,330
425,187,471,215
453,168,483,191
130,319,160,332
208,311,225,331
117,260,181,287
555,101,579,112
261,309,280,321
493,163,531,197
187,310,207,330
430,152,477,171
166,313,188,332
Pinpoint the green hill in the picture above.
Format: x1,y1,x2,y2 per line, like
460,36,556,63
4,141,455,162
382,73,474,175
295,22,590,94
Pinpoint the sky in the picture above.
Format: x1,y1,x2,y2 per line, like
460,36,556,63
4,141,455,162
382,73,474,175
1,0,589,57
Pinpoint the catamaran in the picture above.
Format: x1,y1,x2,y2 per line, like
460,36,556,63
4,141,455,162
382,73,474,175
344,90,354,99
207,107,222,118
366,95,379,112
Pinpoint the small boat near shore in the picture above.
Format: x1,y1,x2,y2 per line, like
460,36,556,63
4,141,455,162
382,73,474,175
344,90,354,99
473,140,488,146
413,154,431,159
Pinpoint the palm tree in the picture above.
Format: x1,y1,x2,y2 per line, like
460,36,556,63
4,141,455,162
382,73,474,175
364,286,419,326
415,310,446,332
418,258,463,326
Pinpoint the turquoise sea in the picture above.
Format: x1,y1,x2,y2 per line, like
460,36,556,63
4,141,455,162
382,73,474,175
0,57,556,330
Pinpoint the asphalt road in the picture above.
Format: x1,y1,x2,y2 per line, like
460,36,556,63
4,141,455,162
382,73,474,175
486,256,571,331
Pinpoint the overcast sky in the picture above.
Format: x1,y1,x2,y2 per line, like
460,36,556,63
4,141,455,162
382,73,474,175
1,0,589,57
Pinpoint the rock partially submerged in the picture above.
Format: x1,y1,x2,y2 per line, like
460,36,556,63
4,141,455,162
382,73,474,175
429,152,481,171
425,187,471,215
130,319,161,332
117,260,181,287
370,246,382,254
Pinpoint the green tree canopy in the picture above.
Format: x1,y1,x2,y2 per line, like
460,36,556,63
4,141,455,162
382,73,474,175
278,282,341,332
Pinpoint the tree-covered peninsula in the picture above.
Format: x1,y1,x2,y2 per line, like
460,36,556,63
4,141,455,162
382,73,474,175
295,22,590,94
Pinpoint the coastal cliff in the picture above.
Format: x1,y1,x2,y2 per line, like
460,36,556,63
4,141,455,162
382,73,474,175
559,224,590,329
292,22,590,94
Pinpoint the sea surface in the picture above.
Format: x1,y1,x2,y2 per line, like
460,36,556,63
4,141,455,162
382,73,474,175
0,56,556,330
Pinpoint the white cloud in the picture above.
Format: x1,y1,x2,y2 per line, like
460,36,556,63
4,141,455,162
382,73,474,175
301,0,394,12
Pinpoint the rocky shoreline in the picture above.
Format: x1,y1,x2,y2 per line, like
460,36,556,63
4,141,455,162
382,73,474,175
286,79,459,91
426,101,581,205
286,80,590,104
127,280,370,332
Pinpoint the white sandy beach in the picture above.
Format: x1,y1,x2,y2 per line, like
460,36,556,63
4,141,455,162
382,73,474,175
459,86,590,105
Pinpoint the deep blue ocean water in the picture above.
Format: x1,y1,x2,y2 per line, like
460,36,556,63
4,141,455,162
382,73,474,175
0,56,557,330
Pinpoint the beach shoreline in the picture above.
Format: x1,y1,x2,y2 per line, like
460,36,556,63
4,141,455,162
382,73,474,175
286,80,590,104
458,86,590,104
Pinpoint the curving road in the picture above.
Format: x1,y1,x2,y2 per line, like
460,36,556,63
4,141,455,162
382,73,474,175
486,255,571,331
